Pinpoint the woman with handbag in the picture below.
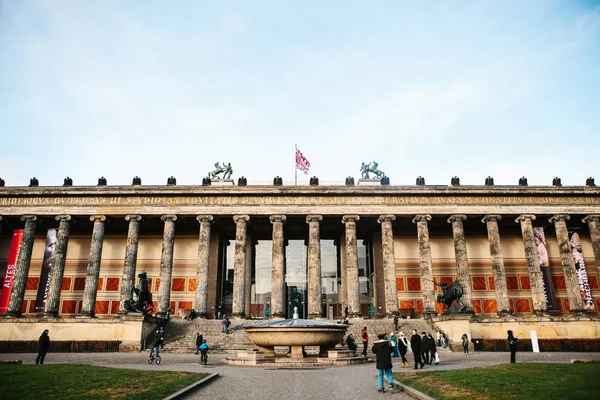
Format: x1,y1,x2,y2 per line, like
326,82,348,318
507,330,519,364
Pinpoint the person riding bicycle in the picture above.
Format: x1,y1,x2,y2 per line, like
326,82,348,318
149,329,163,359
199,340,209,363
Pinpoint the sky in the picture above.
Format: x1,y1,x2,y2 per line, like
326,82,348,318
0,0,599,187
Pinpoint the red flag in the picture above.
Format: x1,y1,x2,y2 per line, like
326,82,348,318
295,148,310,175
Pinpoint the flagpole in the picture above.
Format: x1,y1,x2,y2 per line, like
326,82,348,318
294,144,298,186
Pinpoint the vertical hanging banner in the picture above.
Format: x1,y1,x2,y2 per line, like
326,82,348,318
533,227,558,310
34,229,57,313
0,230,25,313
570,232,595,311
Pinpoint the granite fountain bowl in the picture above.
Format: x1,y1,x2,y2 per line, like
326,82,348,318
244,319,348,348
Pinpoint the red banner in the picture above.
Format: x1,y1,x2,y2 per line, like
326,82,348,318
0,230,24,314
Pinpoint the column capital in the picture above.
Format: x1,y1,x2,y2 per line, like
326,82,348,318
269,215,287,224
342,215,360,224
20,215,37,222
160,214,177,222
55,214,72,222
482,214,502,223
233,215,250,223
583,214,600,223
196,215,214,223
515,214,536,223
447,214,467,223
412,214,431,224
377,214,396,224
306,215,323,223
549,214,570,223
90,215,106,222
125,214,142,222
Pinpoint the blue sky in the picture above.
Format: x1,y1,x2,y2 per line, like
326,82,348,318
0,1,599,186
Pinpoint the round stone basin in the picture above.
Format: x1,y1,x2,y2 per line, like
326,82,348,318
245,318,347,348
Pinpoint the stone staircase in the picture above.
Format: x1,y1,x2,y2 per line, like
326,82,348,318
163,317,436,354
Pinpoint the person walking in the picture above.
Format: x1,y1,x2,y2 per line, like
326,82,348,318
398,332,409,368
427,333,438,365
507,330,519,364
421,332,430,364
410,329,425,369
440,331,447,349
195,332,203,355
221,316,227,333
389,332,399,357
372,334,396,393
461,333,469,354
36,329,50,365
360,326,369,357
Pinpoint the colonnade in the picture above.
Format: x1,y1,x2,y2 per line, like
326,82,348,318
1,213,599,318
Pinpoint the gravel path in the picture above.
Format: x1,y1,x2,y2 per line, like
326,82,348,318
2,350,599,400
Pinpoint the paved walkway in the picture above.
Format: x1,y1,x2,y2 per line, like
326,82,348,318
2,351,599,400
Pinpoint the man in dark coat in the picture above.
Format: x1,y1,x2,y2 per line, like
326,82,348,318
36,329,50,365
372,334,395,393
195,332,203,355
421,332,430,364
410,329,425,369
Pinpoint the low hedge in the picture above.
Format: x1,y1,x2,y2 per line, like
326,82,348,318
472,338,600,352
0,340,121,353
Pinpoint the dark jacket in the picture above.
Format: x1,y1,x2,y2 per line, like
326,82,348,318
196,335,203,347
346,336,357,351
427,336,437,353
398,336,409,355
372,339,393,370
39,332,50,351
421,335,429,352
508,334,519,350
410,333,422,352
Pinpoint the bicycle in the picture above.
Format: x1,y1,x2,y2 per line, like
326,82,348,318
148,352,161,365
200,351,208,366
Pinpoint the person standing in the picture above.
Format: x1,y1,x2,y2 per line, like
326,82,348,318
440,331,447,349
427,333,438,365
461,333,469,353
36,329,50,365
389,332,399,357
410,329,425,369
398,332,409,368
393,315,399,331
221,316,227,333
372,334,395,393
344,305,349,319
195,332,203,355
360,326,369,357
346,334,357,351
217,305,222,320
158,327,165,350
421,332,430,364
507,330,519,364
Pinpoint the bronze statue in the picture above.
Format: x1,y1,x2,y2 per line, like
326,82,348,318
360,161,385,179
124,272,154,315
208,162,233,180
433,280,467,314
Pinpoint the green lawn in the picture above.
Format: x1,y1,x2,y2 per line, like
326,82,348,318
396,363,600,400
0,364,208,400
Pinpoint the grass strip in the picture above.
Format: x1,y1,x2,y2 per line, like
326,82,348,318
0,364,208,400
395,363,600,400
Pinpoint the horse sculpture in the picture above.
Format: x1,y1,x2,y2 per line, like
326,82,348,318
359,161,385,179
433,280,467,314
124,272,154,315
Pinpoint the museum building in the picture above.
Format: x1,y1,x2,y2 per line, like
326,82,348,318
0,176,599,347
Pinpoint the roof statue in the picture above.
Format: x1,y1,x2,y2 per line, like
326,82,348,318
359,161,385,179
208,162,233,180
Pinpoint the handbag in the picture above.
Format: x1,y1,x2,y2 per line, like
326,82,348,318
434,353,440,363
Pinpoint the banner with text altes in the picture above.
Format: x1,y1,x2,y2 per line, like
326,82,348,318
0,230,24,313
34,229,57,313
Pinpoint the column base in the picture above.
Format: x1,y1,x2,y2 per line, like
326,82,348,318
349,313,363,319
42,311,60,318
76,312,96,319
422,310,437,318
230,312,246,319
0,311,21,319
197,313,208,319
270,312,285,319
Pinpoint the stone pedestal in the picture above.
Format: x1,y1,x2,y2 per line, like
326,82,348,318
211,179,235,186
357,178,381,186
118,215,141,316
157,215,176,317
44,215,72,317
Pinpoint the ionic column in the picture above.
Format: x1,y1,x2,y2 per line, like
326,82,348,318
195,215,213,318
482,215,511,315
412,215,436,315
80,215,107,317
44,215,72,317
343,215,360,317
447,215,474,312
270,215,286,318
550,214,584,312
306,215,323,319
231,215,249,318
5,215,37,317
378,214,398,316
157,215,177,317
515,215,547,314
583,215,600,278
118,215,142,315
